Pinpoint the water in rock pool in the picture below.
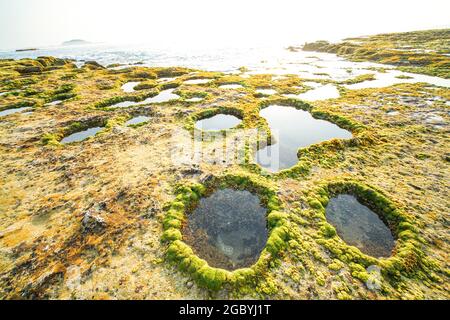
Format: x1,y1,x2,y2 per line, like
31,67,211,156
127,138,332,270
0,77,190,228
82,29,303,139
184,188,268,270
284,84,340,101
121,81,140,93
184,79,212,85
326,194,395,257
111,89,180,108
255,105,352,172
195,114,242,131
2,45,449,89
0,107,33,117
256,88,277,95
45,100,63,106
61,127,103,144
125,116,150,126
185,97,204,102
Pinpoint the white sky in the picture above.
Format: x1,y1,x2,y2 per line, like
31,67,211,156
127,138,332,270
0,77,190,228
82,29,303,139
0,0,449,50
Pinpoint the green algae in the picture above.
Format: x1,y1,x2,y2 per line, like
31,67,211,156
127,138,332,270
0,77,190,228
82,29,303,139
0,40,448,299
302,29,450,78
162,174,289,291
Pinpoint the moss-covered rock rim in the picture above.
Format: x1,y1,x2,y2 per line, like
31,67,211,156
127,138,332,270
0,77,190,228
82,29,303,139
162,173,290,291
308,179,427,283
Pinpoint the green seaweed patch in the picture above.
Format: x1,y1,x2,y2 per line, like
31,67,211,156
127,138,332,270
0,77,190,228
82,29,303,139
2,77,39,91
395,74,414,80
340,74,376,85
159,81,181,91
93,88,160,109
154,67,192,78
215,74,247,88
162,173,290,291
0,100,37,112
307,179,434,285
14,57,74,75
302,29,450,78
129,69,157,80
46,83,77,103
104,115,128,130
176,88,209,101
133,80,157,91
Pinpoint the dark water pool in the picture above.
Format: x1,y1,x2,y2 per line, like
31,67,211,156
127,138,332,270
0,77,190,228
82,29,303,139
184,188,268,270
326,194,395,257
255,105,352,172
111,89,180,108
125,116,150,126
195,114,242,131
61,127,103,144
0,107,32,117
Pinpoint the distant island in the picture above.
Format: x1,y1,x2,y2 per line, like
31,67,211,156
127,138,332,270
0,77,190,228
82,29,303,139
62,39,90,46
15,48,38,52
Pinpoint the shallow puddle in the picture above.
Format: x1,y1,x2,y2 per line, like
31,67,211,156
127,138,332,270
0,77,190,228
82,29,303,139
61,127,103,144
125,115,150,126
344,70,450,90
45,100,62,106
111,89,180,108
195,114,242,130
142,89,180,103
185,97,204,102
285,84,340,101
184,188,268,270
110,100,137,108
121,81,140,93
303,81,323,89
326,194,395,257
0,107,33,117
184,79,212,85
255,105,352,172
219,84,243,89
256,88,277,95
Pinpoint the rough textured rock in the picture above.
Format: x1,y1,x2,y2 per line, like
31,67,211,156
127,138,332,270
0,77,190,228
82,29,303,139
16,66,43,74
83,61,105,69
81,210,106,234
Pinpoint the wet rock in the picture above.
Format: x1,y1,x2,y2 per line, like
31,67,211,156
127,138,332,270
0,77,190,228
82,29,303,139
387,110,400,116
200,173,214,184
97,201,107,211
81,210,106,234
16,66,43,74
21,266,65,299
112,126,129,135
180,164,202,177
397,95,432,108
83,61,105,69
142,201,160,219
131,71,157,79
411,112,447,128
176,110,194,117
408,182,423,191
424,115,444,124
96,79,115,90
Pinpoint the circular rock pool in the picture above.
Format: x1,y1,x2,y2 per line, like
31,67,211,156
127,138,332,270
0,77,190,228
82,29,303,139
326,194,395,257
183,188,268,270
